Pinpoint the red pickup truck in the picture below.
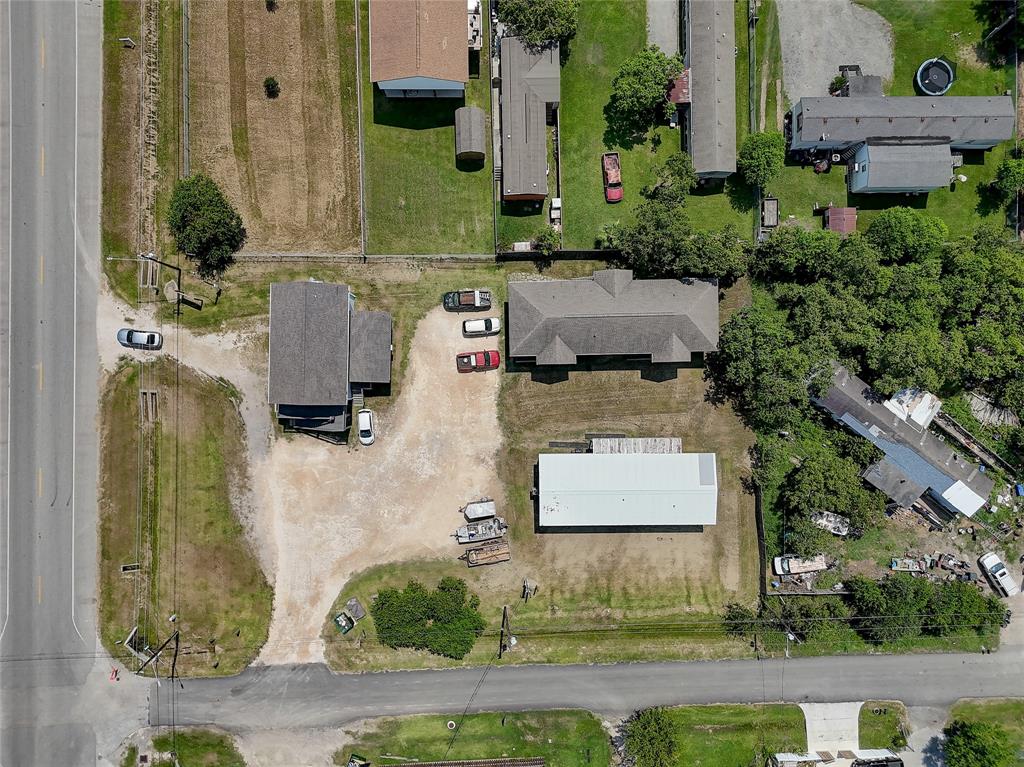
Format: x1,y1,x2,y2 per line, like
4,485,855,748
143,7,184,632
602,152,623,203
456,350,501,372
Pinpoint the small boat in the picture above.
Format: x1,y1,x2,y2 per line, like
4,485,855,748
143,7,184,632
464,539,511,567
461,498,496,521
454,516,507,544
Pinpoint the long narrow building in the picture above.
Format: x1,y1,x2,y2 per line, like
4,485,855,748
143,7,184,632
682,0,736,178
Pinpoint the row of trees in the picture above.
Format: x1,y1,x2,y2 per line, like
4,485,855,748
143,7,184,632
707,211,1024,433
724,573,1003,646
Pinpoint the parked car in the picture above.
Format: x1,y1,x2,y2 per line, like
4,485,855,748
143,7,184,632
462,317,501,337
443,289,492,311
356,408,375,446
602,152,623,203
456,350,500,372
116,328,163,351
979,551,1021,597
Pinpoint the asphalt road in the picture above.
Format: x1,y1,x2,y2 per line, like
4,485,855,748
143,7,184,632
153,645,1024,731
0,1,107,765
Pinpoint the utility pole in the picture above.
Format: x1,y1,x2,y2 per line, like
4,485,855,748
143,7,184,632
498,605,510,658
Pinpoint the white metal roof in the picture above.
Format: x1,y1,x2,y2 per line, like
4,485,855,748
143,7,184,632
538,453,718,528
941,480,987,517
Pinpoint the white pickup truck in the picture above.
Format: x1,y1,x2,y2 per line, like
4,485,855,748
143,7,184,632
773,554,828,576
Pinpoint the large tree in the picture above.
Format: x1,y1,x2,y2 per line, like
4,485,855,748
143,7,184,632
644,152,698,207
994,157,1024,197
943,719,1016,767
167,173,246,278
737,131,785,189
780,449,885,538
608,46,682,133
864,207,948,264
496,0,579,46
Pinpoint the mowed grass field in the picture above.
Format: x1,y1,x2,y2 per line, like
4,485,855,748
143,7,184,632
188,0,361,253
99,359,271,676
666,704,807,765
358,1,494,254
559,0,753,249
762,0,1014,233
335,711,610,767
321,276,759,671
949,699,1024,766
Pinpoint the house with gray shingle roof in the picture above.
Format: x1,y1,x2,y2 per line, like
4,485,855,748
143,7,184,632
507,269,719,366
268,281,392,437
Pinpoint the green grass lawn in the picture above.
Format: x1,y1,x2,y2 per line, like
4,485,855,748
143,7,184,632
857,0,1015,97
666,704,807,765
559,0,753,250
335,711,610,767
149,730,246,767
949,699,1024,766
761,0,1014,234
359,1,493,254
99,359,272,676
859,701,908,751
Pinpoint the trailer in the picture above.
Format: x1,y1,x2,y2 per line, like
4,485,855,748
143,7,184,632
455,517,507,544
461,498,496,521
811,511,850,537
773,554,828,576
464,539,511,567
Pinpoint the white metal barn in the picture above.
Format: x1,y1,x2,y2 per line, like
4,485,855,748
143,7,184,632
537,452,718,530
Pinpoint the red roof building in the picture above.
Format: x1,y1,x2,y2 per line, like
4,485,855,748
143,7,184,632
824,206,857,236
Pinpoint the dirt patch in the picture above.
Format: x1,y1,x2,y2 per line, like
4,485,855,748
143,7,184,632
256,307,502,664
775,0,893,104
235,728,352,767
189,0,360,252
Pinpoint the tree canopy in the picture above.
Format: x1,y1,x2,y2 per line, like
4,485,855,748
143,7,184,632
737,132,786,189
623,708,675,767
167,173,246,278
943,719,1016,767
496,0,579,46
370,577,486,659
995,157,1024,196
608,46,682,135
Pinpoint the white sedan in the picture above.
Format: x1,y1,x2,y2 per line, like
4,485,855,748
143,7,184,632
979,551,1021,597
356,408,375,446
462,317,501,337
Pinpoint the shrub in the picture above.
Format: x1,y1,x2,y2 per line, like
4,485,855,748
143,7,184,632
263,76,280,98
534,225,560,257
943,719,1015,767
370,578,486,659
994,157,1024,197
737,132,785,189
623,708,675,767
167,173,245,279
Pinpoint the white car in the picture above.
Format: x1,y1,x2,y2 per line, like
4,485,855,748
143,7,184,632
979,552,1021,597
356,408,375,446
462,317,501,337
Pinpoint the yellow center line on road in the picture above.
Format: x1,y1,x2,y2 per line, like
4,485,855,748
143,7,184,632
38,362,44,392
37,468,43,498
39,252,44,285
40,144,44,177
37,576,43,605
40,36,45,69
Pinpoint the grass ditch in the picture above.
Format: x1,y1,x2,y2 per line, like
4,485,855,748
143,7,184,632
334,710,610,767
859,701,909,751
99,357,271,676
665,704,806,765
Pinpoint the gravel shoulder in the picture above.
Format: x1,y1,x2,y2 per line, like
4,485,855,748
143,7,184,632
775,0,894,105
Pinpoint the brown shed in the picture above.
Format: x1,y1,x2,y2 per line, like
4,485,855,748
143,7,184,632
824,206,857,236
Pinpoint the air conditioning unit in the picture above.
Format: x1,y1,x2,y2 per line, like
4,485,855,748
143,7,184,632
831,153,841,163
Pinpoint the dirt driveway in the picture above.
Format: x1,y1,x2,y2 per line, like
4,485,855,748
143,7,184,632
775,0,893,105
254,307,502,664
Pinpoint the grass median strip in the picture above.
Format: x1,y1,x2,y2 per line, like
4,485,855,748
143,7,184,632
335,711,610,767
99,357,271,676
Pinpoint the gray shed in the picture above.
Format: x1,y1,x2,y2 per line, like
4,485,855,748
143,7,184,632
455,106,486,161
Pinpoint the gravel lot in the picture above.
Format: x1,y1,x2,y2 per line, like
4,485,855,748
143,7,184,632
775,0,894,105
